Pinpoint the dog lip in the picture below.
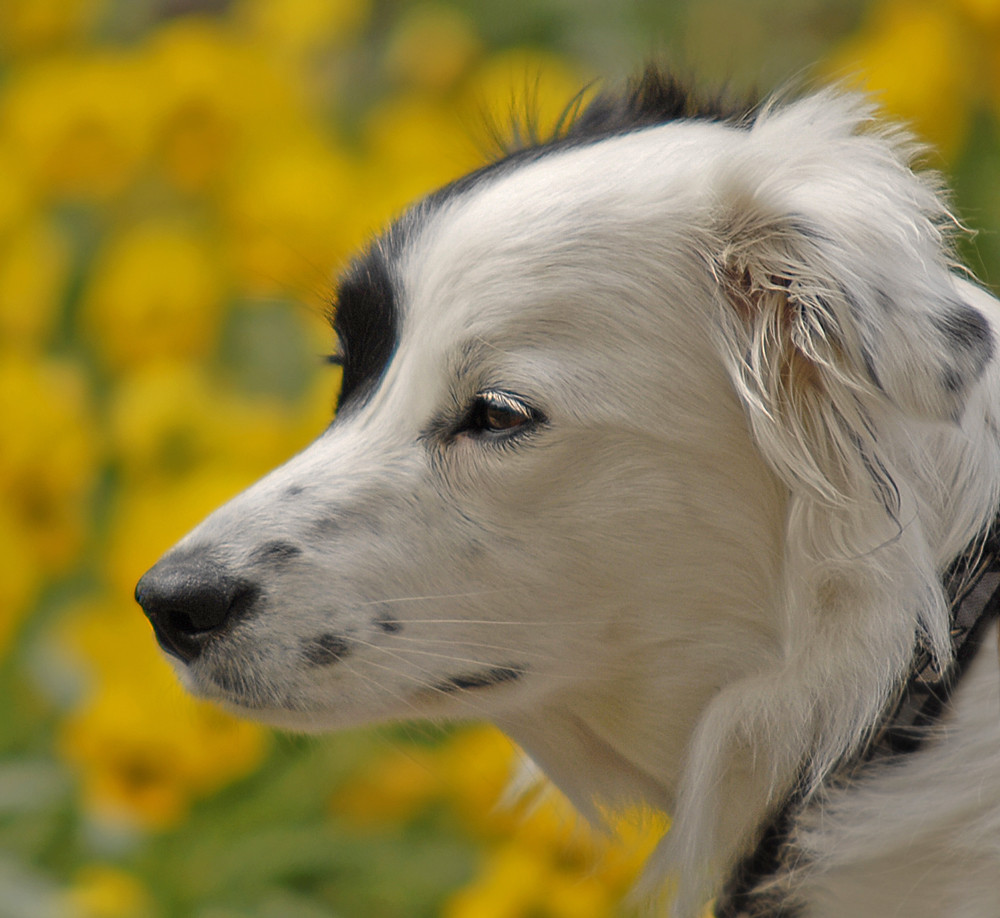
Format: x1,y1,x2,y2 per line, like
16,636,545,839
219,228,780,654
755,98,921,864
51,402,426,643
433,665,525,693
146,616,201,664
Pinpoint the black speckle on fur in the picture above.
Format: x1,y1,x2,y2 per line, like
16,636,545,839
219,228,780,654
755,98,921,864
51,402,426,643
302,633,352,666
310,507,383,540
942,367,965,394
935,302,994,371
252,540,303,564
375,615,402,634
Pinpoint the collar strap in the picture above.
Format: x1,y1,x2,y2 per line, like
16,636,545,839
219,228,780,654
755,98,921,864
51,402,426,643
876,528,1000,757
715,525,1000,918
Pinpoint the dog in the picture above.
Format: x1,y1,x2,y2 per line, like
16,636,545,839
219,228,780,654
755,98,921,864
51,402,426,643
135,68,1000,917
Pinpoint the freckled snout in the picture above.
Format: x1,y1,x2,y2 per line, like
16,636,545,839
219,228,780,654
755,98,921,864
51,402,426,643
135,557,259,664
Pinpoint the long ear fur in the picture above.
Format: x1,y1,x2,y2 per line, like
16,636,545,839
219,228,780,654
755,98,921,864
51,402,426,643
657,91,996,916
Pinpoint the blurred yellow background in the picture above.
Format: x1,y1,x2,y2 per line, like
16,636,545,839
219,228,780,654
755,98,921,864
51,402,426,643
2,1,1000,916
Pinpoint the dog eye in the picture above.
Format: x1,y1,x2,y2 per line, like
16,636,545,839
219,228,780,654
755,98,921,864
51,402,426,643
461,391,542,438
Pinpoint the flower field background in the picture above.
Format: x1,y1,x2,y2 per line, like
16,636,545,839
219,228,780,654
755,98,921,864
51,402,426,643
2,1,1000,916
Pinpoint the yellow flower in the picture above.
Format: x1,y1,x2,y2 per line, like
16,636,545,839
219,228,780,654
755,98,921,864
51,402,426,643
221,131,362,296
1,50,156,200
543,871,615,918
0,0,104,58
58,597,268,830
431,726,663,916
360,92,484,218
0,355,98,572
144,19,309,194
827,0,975,158
443,841,555,918
107,362,289,485
235,0,372,57
64,865,153,918
384,6,483,92
0,141,33,236
80,220,226,371
598,811,668,891
330,744,441,827
955,0,1000,26
0,217,71,351
435,726,520,831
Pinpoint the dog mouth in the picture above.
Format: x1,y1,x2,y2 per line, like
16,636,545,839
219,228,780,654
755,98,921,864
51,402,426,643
426,664,526,695
197,658,528,718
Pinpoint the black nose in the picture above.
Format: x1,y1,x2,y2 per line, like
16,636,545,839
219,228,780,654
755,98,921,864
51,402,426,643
134,557,259,663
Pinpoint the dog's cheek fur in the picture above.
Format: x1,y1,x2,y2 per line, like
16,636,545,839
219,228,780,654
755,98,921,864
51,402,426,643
649,92,1000,913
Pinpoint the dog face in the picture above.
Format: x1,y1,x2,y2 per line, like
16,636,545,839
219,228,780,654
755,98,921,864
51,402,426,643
136,73,1000,908
136,118,788,738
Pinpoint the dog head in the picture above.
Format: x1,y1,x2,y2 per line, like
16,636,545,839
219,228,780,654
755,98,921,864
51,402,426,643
135,70,1000,913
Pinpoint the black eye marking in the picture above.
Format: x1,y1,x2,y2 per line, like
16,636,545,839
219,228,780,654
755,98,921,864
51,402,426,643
455,390,545,440
329,243,400,413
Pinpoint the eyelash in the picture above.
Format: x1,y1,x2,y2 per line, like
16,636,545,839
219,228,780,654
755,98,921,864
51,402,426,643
456,390,545,440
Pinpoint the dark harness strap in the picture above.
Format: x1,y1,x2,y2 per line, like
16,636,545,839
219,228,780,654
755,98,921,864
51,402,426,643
715,526,1000,918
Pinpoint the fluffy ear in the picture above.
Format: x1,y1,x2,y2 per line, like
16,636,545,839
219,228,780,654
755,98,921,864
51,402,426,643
711,91,994,506
658,93,997,916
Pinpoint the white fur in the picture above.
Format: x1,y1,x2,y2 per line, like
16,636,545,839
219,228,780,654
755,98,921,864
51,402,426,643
145,89,1000,916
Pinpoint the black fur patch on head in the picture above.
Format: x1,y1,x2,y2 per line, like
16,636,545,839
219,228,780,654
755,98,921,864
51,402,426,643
422,66,757,211
325,66,752,414
327,241,400,411
552,65,757,148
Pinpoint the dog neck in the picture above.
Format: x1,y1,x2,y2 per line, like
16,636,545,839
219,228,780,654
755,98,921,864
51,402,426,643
715,529,1000,918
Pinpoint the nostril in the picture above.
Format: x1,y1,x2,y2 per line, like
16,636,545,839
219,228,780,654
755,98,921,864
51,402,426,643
135,559,259,664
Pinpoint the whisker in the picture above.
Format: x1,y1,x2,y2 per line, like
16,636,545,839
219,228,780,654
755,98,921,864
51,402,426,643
387,633,553,657
352,636,501,674
340,658,434,719
383,617,710,639
356,651,499,718
354,589,514,607
361,642,516,671
381,618,596,626
356,637,603,684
